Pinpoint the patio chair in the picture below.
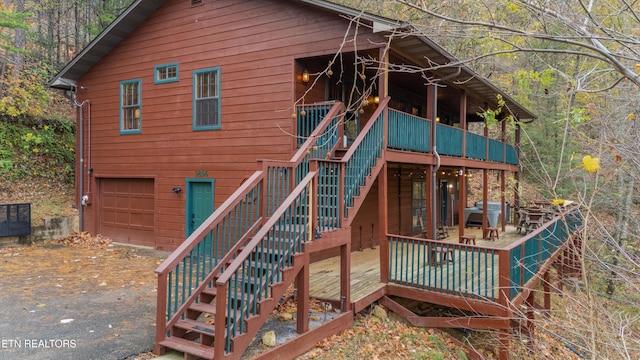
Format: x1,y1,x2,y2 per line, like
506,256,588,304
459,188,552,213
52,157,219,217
437,221,449,240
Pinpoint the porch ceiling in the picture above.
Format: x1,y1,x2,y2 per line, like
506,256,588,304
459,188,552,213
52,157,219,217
389,34,536,121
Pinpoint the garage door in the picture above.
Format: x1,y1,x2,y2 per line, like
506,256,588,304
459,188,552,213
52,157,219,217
100,178,155,247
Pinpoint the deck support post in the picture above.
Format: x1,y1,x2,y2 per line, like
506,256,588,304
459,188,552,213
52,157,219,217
557,251,565,293
543,270,552,317
498,329,510,360
296,252,310,334
340,242,351,312
379,162,389,283
525,291,536,343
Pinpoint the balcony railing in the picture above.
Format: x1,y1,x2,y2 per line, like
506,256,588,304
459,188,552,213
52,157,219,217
386,108,518,165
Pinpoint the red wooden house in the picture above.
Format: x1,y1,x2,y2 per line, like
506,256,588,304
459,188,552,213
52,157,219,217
50,0,583,359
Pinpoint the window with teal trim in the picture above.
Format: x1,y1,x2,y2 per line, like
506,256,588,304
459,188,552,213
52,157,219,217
120,79,141,134
154,63,178,84
193,67,220,130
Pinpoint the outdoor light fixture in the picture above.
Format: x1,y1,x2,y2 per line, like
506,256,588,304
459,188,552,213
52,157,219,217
301,69,310,83
172,186,182,195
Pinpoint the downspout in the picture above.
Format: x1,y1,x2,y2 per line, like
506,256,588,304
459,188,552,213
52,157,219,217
431,67,461,240
70,91,89,232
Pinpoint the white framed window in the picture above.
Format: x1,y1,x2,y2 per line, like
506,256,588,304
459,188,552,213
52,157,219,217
120,79,142,134
154,63,179,84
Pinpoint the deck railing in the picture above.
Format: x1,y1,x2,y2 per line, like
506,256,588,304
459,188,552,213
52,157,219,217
506,144,518,165
504,205,583,299
436,123,464,157
387,205,583,303
388,235,500,301
466,132,486,161
342,97,389,218
296,102,336,148
316,160,342,231
387,109,431,152
488,138,505,163
293,102,345,184
384,108,519,165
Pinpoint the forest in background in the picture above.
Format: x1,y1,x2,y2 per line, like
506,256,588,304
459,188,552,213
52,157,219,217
2,0,640,358
334,1,640,359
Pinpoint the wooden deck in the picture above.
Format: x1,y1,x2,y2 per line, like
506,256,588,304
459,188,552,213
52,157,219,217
309,247,384,305
309,225,523,306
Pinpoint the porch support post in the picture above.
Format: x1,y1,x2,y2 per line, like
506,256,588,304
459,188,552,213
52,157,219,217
458,167,466,237
458,90,468,237
428,84,438,240
426,164,434,238
340,242,351,312
514,124,521,212
482,115,489,239
482,168,489,239
501,170,506,231
379,162,389,283
378,47,388,98
460,90,467,158
501,119,507,230
296,252,310,334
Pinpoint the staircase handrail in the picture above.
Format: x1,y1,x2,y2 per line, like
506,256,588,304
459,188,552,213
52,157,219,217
155,171,263,275
340,96,389,163
291,102,345,165
216,171,316,285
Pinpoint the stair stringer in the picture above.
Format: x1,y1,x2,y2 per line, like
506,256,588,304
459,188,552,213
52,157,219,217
225,252,307,360
344,155,386,227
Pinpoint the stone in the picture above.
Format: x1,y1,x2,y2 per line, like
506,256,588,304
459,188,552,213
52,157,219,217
279,312,293,321
262,330,277,347
372,305,387,321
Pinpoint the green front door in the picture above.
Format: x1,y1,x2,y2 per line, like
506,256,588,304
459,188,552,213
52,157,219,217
187,179,214,255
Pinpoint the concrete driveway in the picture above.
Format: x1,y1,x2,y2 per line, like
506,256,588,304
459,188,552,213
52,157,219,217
0,241,169,360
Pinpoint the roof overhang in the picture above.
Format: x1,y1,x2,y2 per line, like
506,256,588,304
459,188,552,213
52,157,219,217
48,0,535,120
388,30,537,120
48,0,166,90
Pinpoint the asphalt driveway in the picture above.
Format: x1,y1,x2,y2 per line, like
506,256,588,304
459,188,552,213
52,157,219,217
0,241,169,360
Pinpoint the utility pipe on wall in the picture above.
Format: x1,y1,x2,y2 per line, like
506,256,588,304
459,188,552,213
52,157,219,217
431,68,461,240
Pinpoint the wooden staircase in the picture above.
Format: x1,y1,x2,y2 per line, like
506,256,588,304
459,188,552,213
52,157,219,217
159,239,304,359
155,99,390,359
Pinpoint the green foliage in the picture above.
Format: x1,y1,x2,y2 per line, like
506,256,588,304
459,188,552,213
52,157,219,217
0,65,51,119
0,8,30,53
0,119,75,183
476,94,515,127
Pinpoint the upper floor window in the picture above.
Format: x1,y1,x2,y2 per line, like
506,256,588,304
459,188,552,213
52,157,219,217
193,67,220,130
154,63,179,84
120,79,141,134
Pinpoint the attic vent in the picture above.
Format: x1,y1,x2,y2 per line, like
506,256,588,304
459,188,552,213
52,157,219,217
191,0,203,5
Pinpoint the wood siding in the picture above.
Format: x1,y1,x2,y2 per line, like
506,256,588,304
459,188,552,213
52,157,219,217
76,0,385,250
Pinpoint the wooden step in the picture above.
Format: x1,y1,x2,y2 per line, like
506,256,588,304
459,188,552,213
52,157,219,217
159,337,215,359
173,319,217,336
188,302,218,318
